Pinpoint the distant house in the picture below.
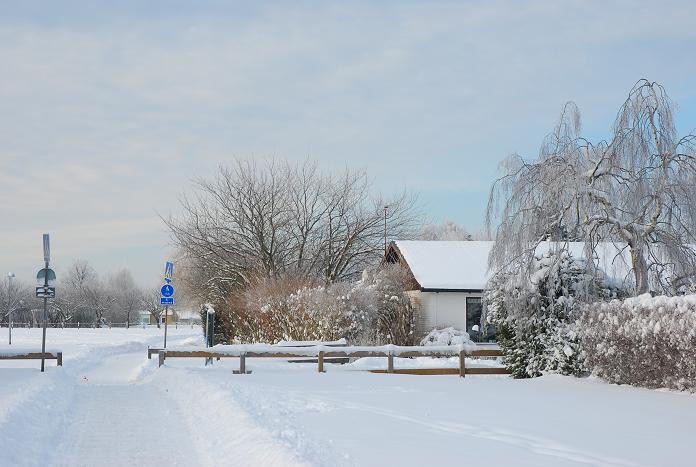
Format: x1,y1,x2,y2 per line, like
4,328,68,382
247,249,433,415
176,309,203,325
138,309,176,326
385,240,493,339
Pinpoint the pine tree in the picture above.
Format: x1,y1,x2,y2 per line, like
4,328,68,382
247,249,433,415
484,251,593,378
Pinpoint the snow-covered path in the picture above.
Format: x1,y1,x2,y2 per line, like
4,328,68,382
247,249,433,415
0,327,306,467
48,352,200,467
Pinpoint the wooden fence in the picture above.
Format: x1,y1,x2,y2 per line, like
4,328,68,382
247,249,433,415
0,351,63,366
157,344,509,377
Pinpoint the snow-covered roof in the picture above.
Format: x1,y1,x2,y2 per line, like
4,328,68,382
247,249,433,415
392,240,494,291
391,240,635,291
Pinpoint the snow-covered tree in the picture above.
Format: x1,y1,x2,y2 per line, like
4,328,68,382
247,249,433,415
419,220,473,241
484,251,603,378
109,269,143,327
487,80,696,296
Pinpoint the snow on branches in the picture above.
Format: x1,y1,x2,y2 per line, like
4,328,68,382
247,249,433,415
578,294,696,391
484,250,608,378
225,265,417,345
487,80,696,296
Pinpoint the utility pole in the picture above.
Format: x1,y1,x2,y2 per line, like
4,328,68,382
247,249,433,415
383,205,389,256
7,272,15,345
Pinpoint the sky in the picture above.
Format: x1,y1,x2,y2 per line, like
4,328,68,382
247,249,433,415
1,0,696,287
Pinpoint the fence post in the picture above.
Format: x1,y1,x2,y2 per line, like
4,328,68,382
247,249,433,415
158,351,165,368
239,353,246,374
459,350,466,378
57,352,63,367
318,351,325,373
387,352,394,374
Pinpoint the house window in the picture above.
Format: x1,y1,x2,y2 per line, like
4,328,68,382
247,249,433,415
466,297,482,333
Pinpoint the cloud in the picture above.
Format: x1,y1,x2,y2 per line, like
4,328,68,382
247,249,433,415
1,0,695,284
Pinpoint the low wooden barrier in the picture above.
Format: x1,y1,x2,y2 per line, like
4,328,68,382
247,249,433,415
0,351,63,366
157,344,509,377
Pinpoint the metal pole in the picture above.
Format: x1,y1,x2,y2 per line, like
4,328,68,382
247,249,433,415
205,310,210,366
163,305,168,349
41,262,48,372
383,205,388,255
7,273,13,345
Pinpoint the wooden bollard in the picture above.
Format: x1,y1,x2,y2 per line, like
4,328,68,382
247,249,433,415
318,351,325,373
239,354,246,374
459,350,466,378
57,352,63,367
387,353,394,373
158,351,165,368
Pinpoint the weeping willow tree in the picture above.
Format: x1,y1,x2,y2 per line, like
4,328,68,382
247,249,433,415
487,80,696,296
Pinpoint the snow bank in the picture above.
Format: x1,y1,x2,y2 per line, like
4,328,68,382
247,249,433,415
419,327,473,346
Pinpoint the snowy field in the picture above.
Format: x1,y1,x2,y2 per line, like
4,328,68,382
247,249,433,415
1,327,695,467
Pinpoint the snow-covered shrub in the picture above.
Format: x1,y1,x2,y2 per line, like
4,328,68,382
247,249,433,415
223,265,418,345
367,265,418,345
484,251,597,378
577,294,696,391
420,327,473,346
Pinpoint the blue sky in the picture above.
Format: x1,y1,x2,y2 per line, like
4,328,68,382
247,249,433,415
2,1,696,285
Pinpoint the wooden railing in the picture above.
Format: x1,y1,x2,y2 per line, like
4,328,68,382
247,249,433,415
157,344,509,377
0,351,63,366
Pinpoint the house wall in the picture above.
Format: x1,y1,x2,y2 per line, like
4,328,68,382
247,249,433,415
407,290,483,336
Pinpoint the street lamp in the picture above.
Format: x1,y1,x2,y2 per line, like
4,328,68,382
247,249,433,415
7,272,15,345
383,205,389,256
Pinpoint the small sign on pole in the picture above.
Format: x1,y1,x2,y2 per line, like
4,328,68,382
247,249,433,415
164,261,174,283
43,234,50,263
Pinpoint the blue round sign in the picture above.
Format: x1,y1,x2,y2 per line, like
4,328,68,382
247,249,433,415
161,284,174,297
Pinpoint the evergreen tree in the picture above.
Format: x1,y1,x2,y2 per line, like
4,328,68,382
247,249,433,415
484,251,596,378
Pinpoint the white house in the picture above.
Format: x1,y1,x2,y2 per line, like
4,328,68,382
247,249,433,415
386,240,635,340
385,240,493,338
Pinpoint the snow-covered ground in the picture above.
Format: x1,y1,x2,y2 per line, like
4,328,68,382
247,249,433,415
1,327,695,467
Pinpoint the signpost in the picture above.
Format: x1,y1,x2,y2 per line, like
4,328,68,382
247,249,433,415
7,272,15,345
37,234,54,372
205,304,215,366
161,261,174,348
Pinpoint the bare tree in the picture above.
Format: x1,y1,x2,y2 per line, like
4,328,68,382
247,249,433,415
110,269,143,328
142,288,165,328
487,80,696,295
165,158,420,304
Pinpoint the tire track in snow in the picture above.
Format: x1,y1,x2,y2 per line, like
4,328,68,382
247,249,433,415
48,351,202,467
154,367,314,467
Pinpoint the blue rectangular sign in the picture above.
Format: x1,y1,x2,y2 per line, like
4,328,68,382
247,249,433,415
160,297,174,305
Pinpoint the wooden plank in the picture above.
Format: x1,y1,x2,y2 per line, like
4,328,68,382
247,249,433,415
0,352,60,360
370,368,460,375
369,367,509,376
468,349,504,357
464,367,511,375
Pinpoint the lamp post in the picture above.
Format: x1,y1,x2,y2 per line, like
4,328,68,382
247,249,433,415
383,205,389,256
7,272,15,345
